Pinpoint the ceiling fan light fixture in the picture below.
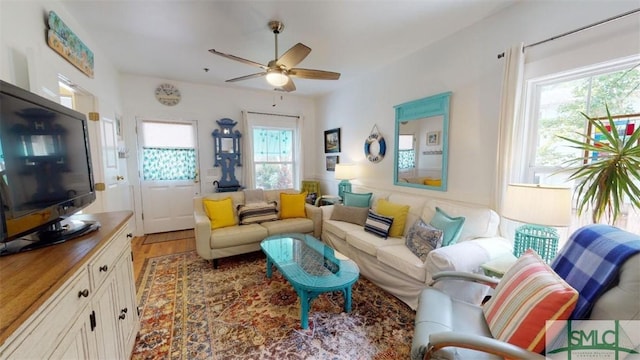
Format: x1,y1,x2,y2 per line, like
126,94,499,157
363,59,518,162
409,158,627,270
265,70,289,87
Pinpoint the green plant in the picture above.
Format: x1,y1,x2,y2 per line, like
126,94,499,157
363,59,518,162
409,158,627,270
557,105,640,224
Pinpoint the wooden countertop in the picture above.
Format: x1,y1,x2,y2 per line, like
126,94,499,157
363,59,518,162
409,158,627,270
0,211,133,346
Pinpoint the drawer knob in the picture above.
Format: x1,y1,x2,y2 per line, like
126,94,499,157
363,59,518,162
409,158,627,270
99,265,108,272
127,233,133,238
78,289,89,298
119,313,126,320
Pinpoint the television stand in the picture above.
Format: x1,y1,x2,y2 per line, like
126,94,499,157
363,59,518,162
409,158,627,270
0,219,100,256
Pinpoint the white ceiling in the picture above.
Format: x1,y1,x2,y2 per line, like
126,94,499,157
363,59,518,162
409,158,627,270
61,0,517,97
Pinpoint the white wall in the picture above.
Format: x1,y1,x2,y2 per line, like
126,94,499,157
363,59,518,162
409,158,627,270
1,0,124,214
315,1,640,207
119,74,316,234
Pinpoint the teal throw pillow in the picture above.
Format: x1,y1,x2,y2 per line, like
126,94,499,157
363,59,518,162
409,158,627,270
342,192,373,208
429,207,465,247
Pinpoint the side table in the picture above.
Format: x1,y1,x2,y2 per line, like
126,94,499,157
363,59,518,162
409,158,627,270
480,254,517,278
317,195,341,206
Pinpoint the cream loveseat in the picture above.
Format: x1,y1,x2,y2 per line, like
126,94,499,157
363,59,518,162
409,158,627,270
194,189,322,267
321,185,513,310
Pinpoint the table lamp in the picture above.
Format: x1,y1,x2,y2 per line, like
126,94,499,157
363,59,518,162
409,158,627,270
502,184,572,263
334,163,357,199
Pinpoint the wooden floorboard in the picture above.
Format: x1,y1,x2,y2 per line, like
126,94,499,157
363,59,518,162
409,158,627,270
131,234,196,281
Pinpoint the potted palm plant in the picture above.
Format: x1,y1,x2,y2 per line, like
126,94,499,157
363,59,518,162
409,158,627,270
557,105,640,224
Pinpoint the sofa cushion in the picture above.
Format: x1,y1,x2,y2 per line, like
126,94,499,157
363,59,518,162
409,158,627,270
237,201,278,224
203,197,237,229
376,199,410,238
323,218,363,239
261,218,314,235
429,207,465,246
483,249,578,353
243,188,264,204
346,229,404,257
280,192,307,219
422,200,499,242
364,210,394,238
405,219,443,262
210,224,268,248
342,191,373,208
377,245,427,282
330,204,369,226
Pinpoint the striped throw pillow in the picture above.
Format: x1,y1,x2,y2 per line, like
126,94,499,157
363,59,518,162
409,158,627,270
483,249,578,353
364,210,394,238
237,201,278,225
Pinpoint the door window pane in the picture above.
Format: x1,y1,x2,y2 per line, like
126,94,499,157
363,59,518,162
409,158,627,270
141,121,196,181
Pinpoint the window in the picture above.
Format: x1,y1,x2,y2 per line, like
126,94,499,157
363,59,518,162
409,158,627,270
140,121,196,181
518,56,640,233
253,127,295,189
397,134,415,170
245,112,300,190
521,57,640,184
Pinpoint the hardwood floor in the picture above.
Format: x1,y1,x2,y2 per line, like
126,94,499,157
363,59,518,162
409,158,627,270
131,234,196,281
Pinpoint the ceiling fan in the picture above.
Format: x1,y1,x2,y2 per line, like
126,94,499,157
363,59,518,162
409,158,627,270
209,21,340,92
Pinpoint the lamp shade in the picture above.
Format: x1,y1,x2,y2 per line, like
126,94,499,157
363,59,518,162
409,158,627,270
334,163,357,180
502,184,572,227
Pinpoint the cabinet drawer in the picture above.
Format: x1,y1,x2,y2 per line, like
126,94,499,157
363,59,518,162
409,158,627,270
3,269,91,359
88,226,129,290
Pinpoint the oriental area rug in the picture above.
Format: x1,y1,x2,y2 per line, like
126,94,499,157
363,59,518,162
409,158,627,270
132,251,415,359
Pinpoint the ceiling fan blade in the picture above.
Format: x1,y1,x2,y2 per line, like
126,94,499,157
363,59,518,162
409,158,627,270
209,49,268,70
280,78,296,92
276,43,311,69
225,72,267,83
289,68,340,80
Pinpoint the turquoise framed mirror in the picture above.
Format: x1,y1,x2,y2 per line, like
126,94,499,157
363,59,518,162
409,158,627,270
393,92,451,191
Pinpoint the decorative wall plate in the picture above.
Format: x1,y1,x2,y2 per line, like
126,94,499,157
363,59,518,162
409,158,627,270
364,125,386,163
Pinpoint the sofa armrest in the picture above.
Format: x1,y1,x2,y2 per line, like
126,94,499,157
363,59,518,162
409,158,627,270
426,237,512,279
194,210,212,260
430,271,499,289
305,203,322,238
425,332,545,360
425,237,512,304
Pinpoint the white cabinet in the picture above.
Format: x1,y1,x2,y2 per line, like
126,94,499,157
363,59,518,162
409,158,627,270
0,214,139,359
48,303,97,360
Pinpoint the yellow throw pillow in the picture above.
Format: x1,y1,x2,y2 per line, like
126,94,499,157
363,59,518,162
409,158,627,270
423,178,442,187
376,199,410,238
203,197,237,229
280,192,307,219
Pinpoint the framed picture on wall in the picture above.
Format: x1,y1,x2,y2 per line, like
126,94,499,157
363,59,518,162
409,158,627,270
427,131,440,146
326,155,339,171
324,128,341,153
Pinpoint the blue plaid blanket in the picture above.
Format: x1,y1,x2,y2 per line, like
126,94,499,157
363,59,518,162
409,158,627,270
551,224,640,319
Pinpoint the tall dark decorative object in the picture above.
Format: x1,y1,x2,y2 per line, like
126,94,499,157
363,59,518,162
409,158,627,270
212,118,243,192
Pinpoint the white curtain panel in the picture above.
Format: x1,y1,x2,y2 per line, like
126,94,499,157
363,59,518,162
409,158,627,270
241,110,255,188
494,43,524,215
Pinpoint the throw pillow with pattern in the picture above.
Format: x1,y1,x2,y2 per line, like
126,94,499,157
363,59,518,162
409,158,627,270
405,219,443,262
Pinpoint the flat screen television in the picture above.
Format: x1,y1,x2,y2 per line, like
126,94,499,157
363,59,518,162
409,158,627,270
0,80,98,256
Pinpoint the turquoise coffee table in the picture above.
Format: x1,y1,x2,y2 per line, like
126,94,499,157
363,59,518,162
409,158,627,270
260,233,360,329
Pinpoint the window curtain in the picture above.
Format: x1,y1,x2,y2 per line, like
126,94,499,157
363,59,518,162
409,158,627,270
241,111,255,188
494,43,525,215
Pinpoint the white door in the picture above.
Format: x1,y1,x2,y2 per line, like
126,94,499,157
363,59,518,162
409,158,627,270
138,119,199,234
60,80,131,213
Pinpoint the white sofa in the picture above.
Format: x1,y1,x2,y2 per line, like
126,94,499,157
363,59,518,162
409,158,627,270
321,185,512,310
194,189,322,267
